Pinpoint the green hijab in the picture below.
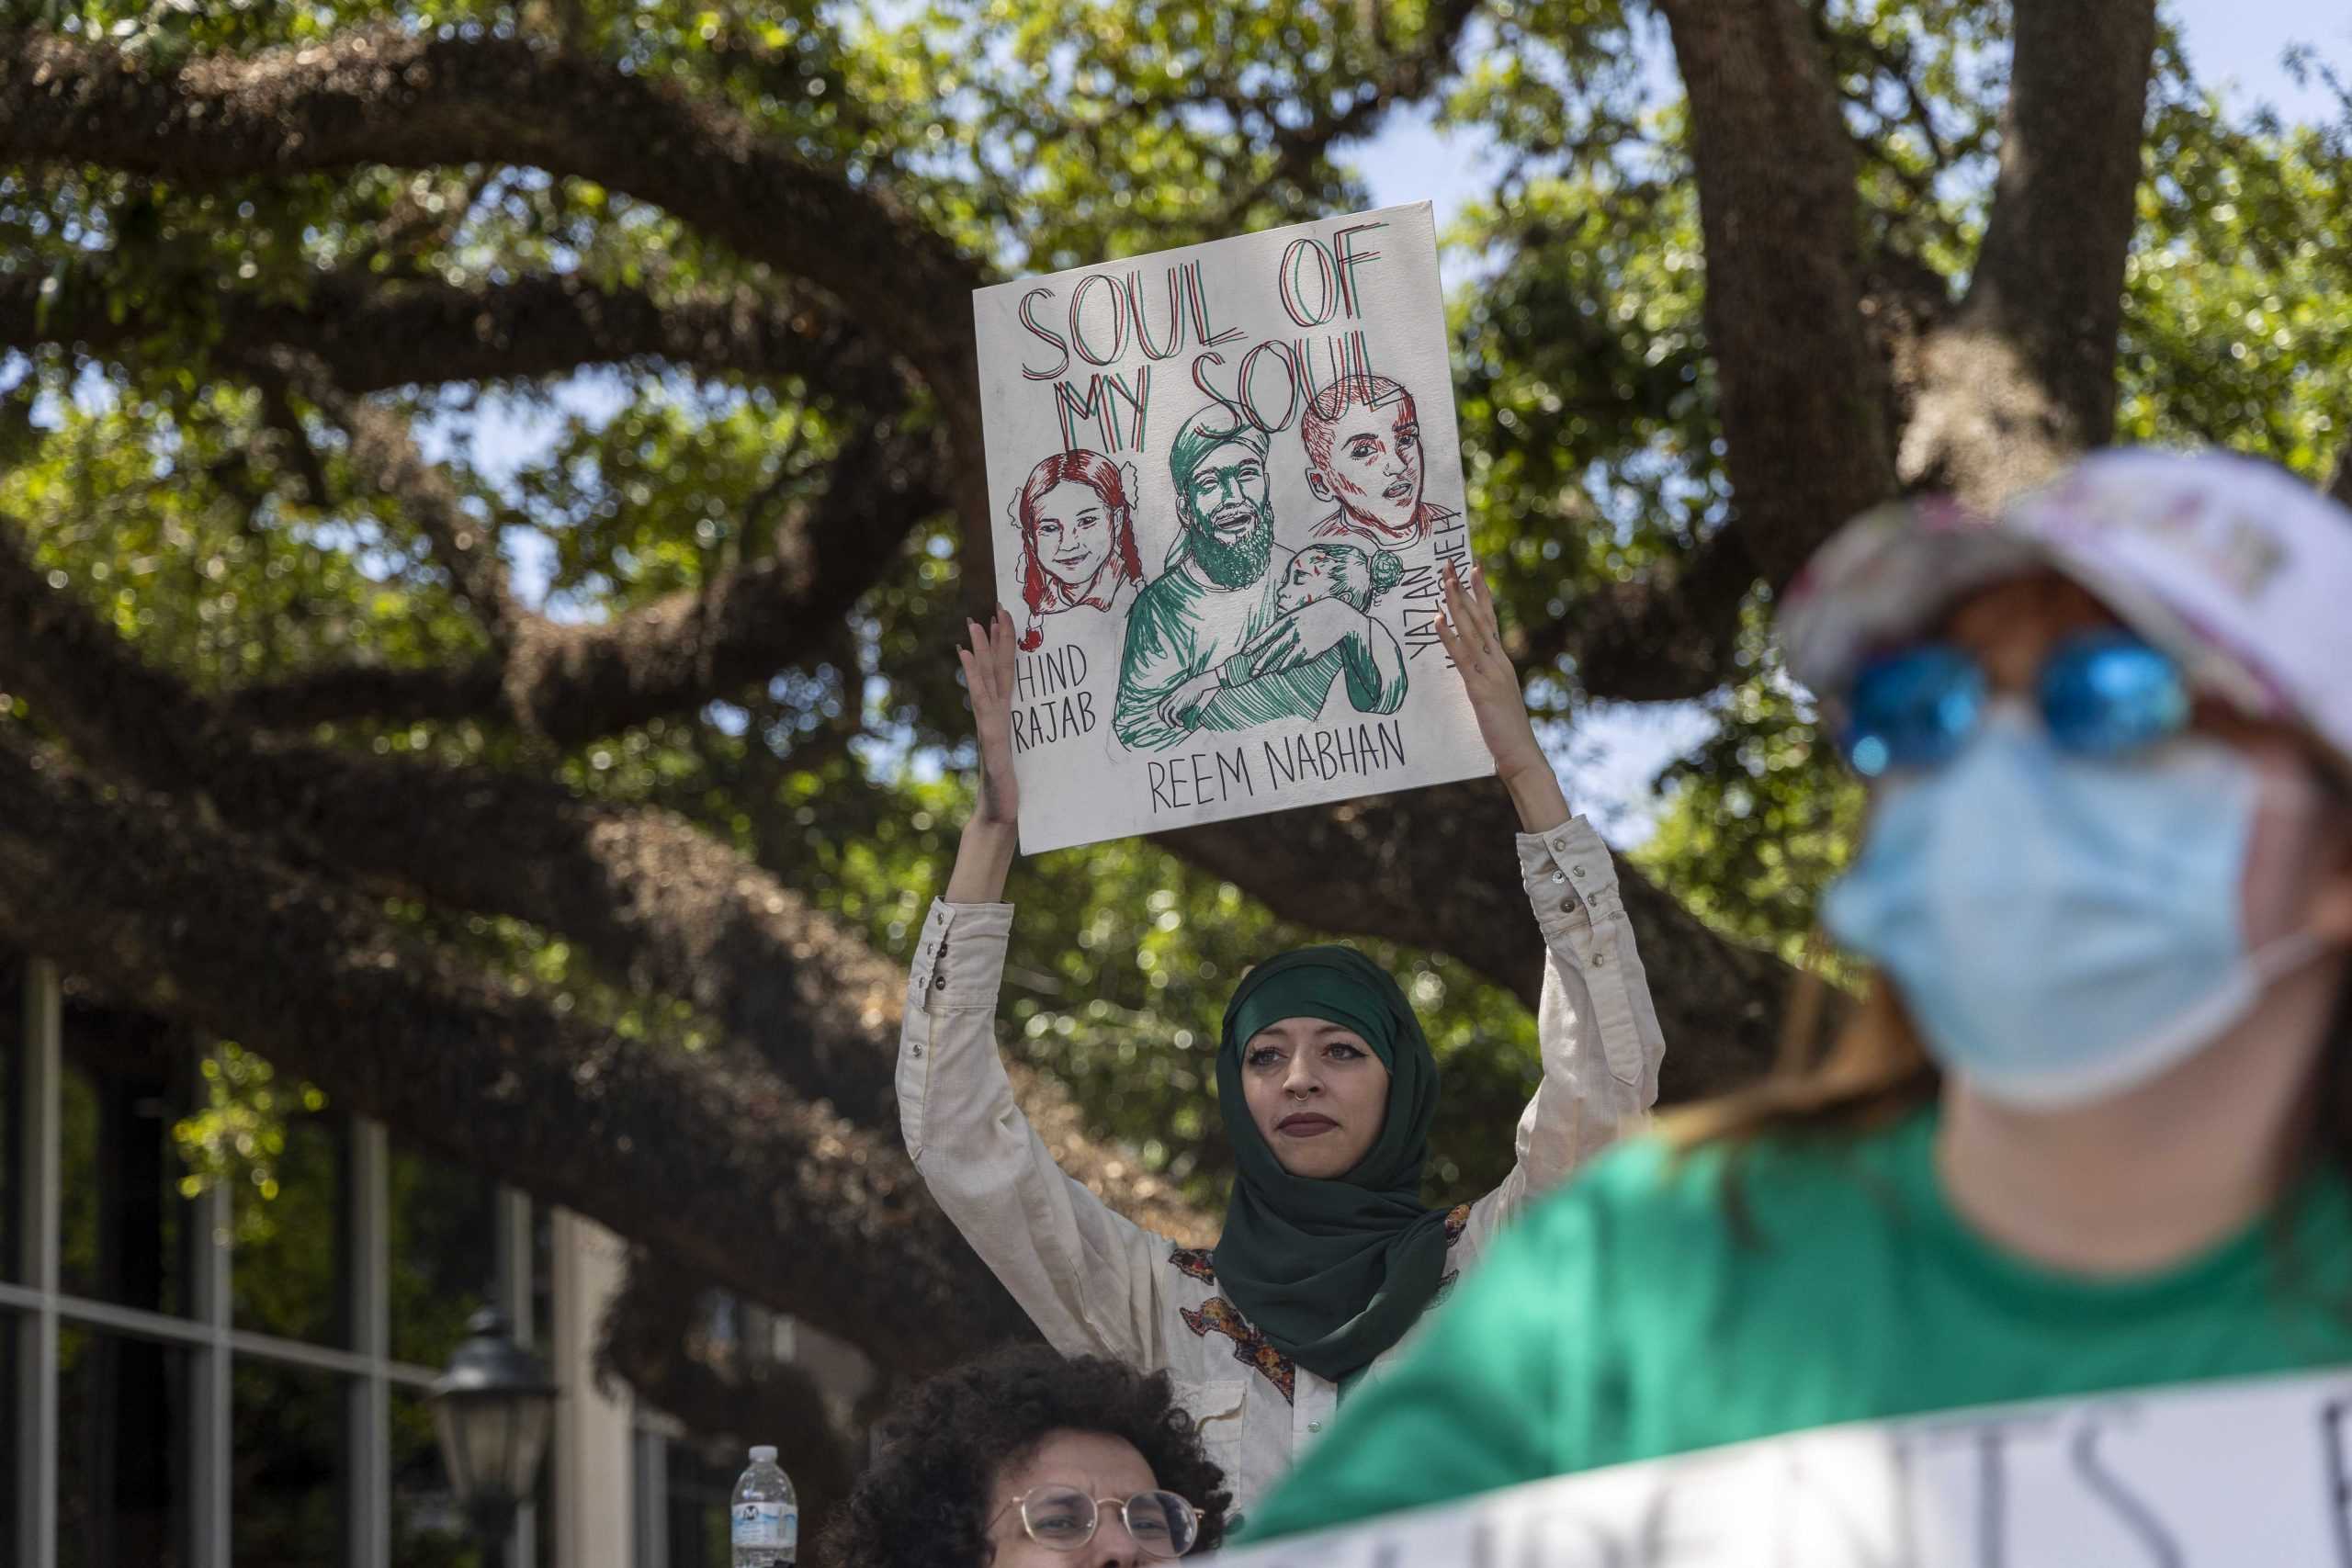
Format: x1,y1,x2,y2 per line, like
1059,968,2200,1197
1213,945,1453,1385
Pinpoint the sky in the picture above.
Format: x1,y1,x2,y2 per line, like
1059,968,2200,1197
444,2,2350,844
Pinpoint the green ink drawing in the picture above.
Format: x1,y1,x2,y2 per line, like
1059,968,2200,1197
1153,545,1406,735
1113,403,1408,753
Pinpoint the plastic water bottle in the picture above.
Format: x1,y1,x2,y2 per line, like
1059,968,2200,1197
730,1445,797,1566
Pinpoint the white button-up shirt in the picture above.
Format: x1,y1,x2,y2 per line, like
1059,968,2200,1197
897,819,1665,1525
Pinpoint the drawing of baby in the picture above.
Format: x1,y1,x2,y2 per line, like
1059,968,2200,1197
1153,543,1407,730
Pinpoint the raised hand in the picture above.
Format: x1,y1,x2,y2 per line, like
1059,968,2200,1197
1436,562,1568,831
957,607,1021,828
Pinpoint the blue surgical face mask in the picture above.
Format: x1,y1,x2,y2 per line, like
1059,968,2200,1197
1821,705,2318,1109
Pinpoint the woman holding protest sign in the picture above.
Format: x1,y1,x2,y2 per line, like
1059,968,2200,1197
1242,448,2352,1545
900,563,1664,1524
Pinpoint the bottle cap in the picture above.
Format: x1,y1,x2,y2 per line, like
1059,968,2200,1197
750,1445,778,1464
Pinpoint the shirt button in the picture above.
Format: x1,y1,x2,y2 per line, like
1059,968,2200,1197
1591,952,1608,967
1558,897,1577,913
1573,864,1589,879
1307,1420,1322,1434
1549,835,1567,852
1550,869,1566,884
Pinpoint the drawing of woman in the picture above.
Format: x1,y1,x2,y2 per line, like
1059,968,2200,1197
1010,449,1146,651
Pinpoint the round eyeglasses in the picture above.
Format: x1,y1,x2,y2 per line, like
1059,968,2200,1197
1838,628,2190,777
1002,1484,1202,1559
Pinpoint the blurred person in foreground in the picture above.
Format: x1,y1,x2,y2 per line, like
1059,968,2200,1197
1244,447,2352,1541
820,1344,1227,1567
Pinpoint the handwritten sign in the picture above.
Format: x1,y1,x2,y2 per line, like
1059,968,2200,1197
1209,1369,2352,1566
972,203,1493,853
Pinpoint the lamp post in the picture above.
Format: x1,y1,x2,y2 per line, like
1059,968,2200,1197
430,1306,558,1568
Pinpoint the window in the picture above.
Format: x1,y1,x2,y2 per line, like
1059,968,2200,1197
232,1109,348,1348
662,1440,741,1568
57,1326,194,1568
6,961,562,1568
59,1025,191,1317
531,1207,555,1356
390,1386,481,1568
388,1145,496,1370
1,1323,17,1555
232,1359,349,1568
2,955,19,1283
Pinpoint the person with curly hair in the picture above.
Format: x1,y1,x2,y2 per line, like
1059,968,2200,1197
819,1344,1230,1567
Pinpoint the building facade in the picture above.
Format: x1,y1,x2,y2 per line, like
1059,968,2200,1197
4,954,846,1568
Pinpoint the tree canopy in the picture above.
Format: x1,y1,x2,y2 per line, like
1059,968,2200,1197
3,0,2348,1539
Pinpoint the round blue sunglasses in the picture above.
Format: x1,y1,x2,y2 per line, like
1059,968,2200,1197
1839,628,2191,777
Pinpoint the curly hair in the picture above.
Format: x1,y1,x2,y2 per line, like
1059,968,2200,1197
1291,542,1405,613
819,1344,1232,1567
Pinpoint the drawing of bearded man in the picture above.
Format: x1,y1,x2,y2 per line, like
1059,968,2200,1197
1112,403,1407,754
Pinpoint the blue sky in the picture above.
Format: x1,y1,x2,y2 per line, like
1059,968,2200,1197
452,3,2348,843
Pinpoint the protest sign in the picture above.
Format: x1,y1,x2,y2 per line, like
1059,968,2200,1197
1209,1368,2352,1566
971,202,1494,853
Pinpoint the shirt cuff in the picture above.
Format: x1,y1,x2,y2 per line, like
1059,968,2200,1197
1514,818,1619,929
909,897,1016,1013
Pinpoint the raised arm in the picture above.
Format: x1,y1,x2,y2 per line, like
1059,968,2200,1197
1435,565,1665,1243
901,611,1171,1365
1438,562,1572,837
945,608,1023,902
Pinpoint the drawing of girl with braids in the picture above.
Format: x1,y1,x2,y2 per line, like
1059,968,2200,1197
1008,449,1146,652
